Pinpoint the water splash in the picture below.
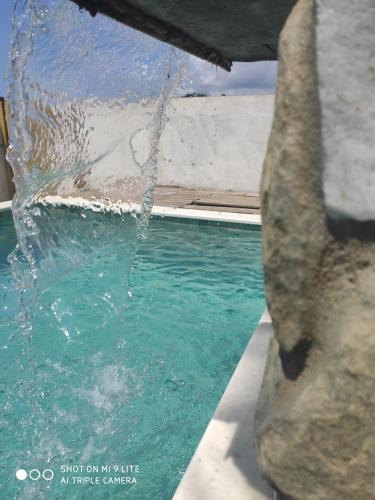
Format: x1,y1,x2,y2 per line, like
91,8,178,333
6,0,185,284
2,0,186,496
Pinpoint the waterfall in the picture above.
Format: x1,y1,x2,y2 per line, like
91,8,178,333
2,1,186,496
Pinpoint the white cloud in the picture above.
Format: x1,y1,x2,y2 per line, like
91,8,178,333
180,57,278,96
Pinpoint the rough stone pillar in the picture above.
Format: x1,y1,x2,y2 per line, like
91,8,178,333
256,0,375,498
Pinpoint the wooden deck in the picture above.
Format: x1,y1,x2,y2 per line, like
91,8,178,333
154,186,260,214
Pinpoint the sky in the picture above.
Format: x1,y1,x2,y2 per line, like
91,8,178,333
0,0,277,98
187,59,277,96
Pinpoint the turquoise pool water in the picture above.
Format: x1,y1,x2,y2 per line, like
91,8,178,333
0,208,264,499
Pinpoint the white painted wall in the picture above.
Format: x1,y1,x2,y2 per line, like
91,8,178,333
158,95,274,193
34,94,275,201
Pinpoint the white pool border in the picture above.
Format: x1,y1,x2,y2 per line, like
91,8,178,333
0,199,270,498
1,200,261,225
152,205,261,226
0,200,11,211
173,311,273,500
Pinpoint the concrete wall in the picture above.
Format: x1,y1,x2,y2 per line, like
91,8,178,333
158,95,274,193
18,94,274,202
54,94,274,201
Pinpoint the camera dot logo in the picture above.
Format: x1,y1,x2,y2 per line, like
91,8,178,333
16,469,54,481
16,469,27,481
43,469,54,481
29,469,41,481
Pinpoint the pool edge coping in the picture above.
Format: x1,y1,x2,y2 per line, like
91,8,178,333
0,200,261,226
173,310,274,500
0,200,11,211
152,205,261,226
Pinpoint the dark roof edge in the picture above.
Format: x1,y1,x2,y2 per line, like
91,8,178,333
70,0,233,71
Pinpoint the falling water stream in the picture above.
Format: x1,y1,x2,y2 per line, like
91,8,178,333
2,0,187,497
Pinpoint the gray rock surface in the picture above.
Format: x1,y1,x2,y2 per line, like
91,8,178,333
317,0,375,224
256,0,375,498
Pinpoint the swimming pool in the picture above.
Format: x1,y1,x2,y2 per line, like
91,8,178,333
0,207,264,499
